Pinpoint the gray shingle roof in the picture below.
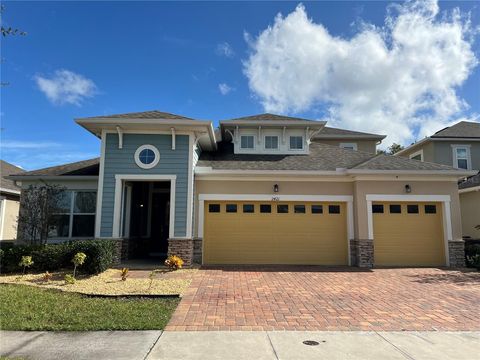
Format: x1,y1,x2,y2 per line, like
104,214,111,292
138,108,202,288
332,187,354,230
79,110,194,120
12,158,100,177
432,121,480,138
198,142,458,172
352,154,457,171
459,173,480,189
1,160,24,193
221,113,323,124
314,126,385,139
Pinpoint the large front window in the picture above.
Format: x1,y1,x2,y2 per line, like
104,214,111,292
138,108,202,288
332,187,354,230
265,136,279,149
289,136,304,150
48,191,96,238
240,135,254,149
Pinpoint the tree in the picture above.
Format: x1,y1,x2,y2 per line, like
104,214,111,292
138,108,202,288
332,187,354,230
17,184,66,245
1,5,26,37
377,143,404,155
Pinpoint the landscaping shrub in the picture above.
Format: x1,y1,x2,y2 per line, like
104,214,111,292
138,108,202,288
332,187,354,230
0,240,117,275
465,239,480,270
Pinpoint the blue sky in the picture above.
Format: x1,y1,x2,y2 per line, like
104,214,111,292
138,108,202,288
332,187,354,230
1,0,479,170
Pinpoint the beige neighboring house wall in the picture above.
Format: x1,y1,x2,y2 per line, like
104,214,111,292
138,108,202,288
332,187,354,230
0,198,20,240
313,139,378,154
459,190,480,239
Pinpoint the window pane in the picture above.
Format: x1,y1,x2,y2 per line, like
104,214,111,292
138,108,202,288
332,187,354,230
290,136,303,149
226,204,237,213
265,136,278,149
277,204,289,213
241,136,254,149
389,204,402,214
457,158,468,169
425,205,437,214
456,148,467,158
72,215,95,237
311,205,323,214
209,204,220,213
52,191,71,213
139,149,155,164
243,204,254,213
294,205,305,213
372,204,384,213
260,204,271,213
48,215,70,238
328,205,340,214
74,192,96,213
407,204,419,214
411,154,421,161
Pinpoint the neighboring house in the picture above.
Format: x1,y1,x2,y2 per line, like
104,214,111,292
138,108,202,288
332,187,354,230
396,121,480,239
8,111,476,268
458,174,480,239
0,160,24,241
395,121,480,171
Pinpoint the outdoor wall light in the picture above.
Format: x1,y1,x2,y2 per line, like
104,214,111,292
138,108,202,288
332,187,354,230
405,184,411,193
273,184,279,193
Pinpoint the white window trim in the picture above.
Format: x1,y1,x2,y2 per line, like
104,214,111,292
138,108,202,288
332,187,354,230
289,135,304,150
340,143,358,151
240,135,256,150
198,194,354,266
451,145,471,170
264,135,279,150
365,194,452,266
112,174,176,238
134,144,160,169
409,149,424,162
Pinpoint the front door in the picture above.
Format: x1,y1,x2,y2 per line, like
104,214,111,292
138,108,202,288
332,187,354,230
150,192,170,254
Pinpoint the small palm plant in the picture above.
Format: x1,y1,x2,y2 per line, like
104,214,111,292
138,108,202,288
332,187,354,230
72,252,87,278
120,268,129,281
19,256,33,275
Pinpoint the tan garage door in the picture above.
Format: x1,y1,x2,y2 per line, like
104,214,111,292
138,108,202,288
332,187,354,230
203,201,348,265
373,202,446,266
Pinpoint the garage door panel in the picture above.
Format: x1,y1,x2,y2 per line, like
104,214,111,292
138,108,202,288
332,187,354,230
373,202,445,266
203,201,348,265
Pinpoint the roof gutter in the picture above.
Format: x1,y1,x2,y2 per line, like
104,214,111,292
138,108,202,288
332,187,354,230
0,187,21,195
459,185,480,194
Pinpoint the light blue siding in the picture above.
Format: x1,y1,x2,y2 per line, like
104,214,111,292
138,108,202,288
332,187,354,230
100,133,190,238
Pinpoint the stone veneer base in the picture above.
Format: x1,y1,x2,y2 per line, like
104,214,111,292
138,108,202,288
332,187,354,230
168,238,194,267
448,240,465,268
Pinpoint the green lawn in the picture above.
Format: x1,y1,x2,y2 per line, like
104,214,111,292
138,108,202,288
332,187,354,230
0,284,179,331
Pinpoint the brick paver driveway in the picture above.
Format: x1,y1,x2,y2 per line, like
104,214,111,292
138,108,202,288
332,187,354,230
166,266,480,331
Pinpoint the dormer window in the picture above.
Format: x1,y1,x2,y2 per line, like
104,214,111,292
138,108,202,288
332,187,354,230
240,135,255,149
289,136,304,150
265,136,279,150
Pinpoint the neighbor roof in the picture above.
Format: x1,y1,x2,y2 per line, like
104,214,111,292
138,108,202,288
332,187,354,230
77,110,194,120
314,126,385,139
9,158,100,178
432,121,480,139
1,160,25,194
459,173,480,190
197,142,462,173
220,113,325,126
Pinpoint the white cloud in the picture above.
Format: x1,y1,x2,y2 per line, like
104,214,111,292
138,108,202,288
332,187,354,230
219,83,234,95
243,0,479,146
216,42,235,58
34,69,97,106
0,140,61,149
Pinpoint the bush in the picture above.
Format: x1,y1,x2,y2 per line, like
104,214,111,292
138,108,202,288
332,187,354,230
164,255,184,270
465,240,480,270
0,240,117,275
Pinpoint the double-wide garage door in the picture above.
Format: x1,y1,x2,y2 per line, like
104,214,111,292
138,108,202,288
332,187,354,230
203,201,348,265
372,202,446,266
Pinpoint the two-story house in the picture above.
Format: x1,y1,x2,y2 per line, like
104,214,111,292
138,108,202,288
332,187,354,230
396,121,480,239
8,111,475,268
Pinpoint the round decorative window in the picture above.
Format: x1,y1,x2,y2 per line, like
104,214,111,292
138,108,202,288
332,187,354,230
134,145,160,169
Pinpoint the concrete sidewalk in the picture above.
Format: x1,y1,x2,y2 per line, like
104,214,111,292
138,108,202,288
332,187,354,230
1,331,479,360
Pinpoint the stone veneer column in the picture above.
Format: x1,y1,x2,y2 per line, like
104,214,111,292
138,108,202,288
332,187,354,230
193,238,203,264
448,240,465,268
356,239,374,268
168,238,194,267
349,239,358,266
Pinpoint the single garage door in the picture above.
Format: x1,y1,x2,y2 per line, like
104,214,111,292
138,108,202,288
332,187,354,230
372,202,446,266
203,201,348,265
